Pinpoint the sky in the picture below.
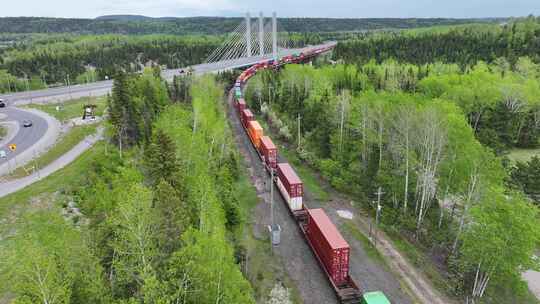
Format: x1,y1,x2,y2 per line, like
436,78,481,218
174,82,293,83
2,0,539,18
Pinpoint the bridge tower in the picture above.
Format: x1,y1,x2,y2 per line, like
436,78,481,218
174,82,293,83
272,12,278,59
259,12,264,56
246,13,252,57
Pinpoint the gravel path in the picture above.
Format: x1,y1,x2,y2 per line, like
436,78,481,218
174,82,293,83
0,128,103,198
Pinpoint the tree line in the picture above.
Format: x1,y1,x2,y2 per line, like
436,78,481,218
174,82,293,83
0,16,501,35
335,17,540,67
244,63,540,303
0,71,256,303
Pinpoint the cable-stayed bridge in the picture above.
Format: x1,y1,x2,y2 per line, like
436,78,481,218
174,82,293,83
1,12,335,105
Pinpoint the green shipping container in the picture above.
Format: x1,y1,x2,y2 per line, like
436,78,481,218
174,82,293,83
362,291,391,304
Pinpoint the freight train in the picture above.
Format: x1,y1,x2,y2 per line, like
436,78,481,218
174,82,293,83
231,45,392,304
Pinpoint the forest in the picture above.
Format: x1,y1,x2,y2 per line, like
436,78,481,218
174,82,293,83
243,57,540,301
335,16,540,66
0,16,501,35
0,70,257,303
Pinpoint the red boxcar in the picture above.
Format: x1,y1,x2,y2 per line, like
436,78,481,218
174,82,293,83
241,109,254,128
276,163,303,211
259,136,277,169
306,208,350,286
236,98,246,112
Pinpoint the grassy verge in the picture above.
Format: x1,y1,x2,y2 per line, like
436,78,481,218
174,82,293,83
257,119,330,202
507,148,540,163
27,96,106,122
0,143,105,229
342,221,386,267
0,125,6,140
6,124,97,179
383,227,454,295
234,159,302,304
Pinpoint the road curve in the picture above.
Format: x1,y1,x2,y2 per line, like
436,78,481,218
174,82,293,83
0,107,61,176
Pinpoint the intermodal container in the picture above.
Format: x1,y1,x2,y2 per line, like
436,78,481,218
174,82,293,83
306,208,350,286
362,291,391,304
247,120,263,148
241,109,254,129
236,98,246,112
259,136,277,169
276,163,303,211
235,88,242,99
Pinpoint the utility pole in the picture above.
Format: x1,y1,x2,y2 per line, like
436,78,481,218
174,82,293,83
259,12,264,56
374,187,384,246
339,93,346,154
270,169,274,228
297,114,301,148
246,13,252,57
272,12,278,60
67,74,72,100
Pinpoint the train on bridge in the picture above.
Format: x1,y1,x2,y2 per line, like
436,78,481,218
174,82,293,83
232,45,392,304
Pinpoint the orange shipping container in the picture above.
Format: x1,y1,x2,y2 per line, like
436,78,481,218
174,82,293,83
248,121,263,148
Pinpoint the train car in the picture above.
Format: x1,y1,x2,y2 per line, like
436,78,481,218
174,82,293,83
259,136,278,170
234,87,242,99
276,163,303,211
306,208,350,285
247,120,263,149
300,208,363,304
236,98,246,112
362,292,391,304
240,109,254,129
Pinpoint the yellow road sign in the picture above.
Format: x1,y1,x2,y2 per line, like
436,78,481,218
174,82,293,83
8,144,16,151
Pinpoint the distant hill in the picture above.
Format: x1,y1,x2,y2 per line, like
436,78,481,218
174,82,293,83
95,15,157,21
0,16,508,35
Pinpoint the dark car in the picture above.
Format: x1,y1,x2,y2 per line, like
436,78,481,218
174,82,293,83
22,120,32,127
0,99,6,108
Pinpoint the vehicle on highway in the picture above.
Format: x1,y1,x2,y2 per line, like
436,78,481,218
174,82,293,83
22,120,33,127
0,99,6,108
233,47,391,304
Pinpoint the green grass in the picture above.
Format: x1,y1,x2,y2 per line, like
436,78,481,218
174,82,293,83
7,125,97,179
384,227,456,297
342,221,387,266
256,119,330,203
0,143,105,230
27,96,106,122
507,148,540,163
0,125,6,140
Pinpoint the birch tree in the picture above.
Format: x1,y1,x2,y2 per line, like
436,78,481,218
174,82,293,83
460,192,540,302
414,106,447,238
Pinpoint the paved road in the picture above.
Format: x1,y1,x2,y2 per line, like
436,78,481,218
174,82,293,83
0,42,336,106
0,107,61,176
0,129,103,198
0,107,48,163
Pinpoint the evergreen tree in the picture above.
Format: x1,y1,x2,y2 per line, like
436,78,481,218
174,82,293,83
144,129,182,188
